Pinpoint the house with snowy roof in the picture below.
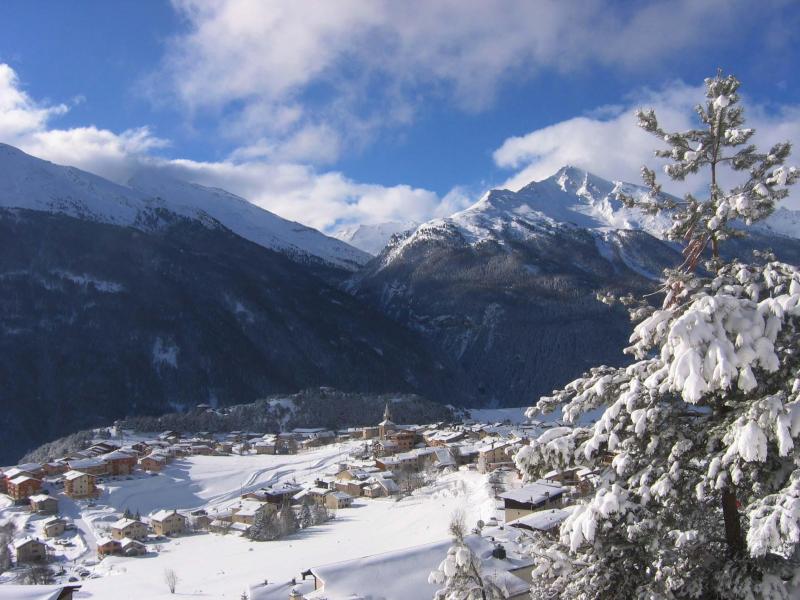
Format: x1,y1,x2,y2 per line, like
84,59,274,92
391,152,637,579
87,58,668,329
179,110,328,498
149,509,187,536
67,457,107,476
110,517,148,541
14,537,48,563
42,516,67,538
499,480,564,522
7,474,42,502
63,470,97,498
324,491,354,510
29,493,59,514
0,584,81,600
101,449,137,475
507,508,571,535
232,500,275,525
302,534,533,600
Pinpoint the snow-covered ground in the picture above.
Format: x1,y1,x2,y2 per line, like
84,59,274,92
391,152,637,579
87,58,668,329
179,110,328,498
1,443,502,599
80,468,495,599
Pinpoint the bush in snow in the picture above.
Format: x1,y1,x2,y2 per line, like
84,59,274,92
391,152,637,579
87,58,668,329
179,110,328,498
516,72,800,599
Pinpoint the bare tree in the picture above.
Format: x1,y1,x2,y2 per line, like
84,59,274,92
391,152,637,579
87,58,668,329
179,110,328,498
164,568,179,594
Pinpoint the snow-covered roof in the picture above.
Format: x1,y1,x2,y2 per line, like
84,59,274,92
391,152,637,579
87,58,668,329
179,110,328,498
29,493,54,503
13,536,44,549
63,469,90,481
308,535,528,600
68,457,106,468
0,585,78,600
9,475,38,485
235,500,269,517
507,508,571,531
499,480,564,505
150,509,185,522
112,517,144,529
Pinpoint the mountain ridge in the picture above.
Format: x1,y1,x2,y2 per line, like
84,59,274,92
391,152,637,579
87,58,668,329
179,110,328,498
0,143,369,271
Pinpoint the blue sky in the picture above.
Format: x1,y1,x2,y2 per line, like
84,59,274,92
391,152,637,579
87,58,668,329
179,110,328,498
0,1,799,231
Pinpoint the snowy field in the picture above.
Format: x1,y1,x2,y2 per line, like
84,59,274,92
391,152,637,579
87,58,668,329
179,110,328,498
2,443,499,599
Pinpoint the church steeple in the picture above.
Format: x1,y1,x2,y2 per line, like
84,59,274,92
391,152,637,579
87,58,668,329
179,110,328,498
383,402,392,423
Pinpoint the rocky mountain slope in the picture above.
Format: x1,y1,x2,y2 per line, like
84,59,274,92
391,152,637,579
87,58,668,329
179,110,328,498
348,167,800,407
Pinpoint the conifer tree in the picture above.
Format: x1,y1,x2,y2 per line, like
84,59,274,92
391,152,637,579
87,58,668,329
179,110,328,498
516,71,800,599
428,512,505,600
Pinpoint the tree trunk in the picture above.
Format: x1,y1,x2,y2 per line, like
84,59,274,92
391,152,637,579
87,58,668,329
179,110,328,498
721,488,744,555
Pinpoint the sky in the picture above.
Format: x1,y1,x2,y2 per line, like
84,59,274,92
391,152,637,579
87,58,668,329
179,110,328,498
0,0,799,233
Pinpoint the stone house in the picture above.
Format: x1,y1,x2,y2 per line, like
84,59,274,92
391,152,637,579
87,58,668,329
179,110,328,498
29,494,59,514
139,454,166,472
102,450,137,475
119,538,147,556
111,518,148,541
43,517,67,538
324,491,354,510
150,510,187,536
14,537,47,563
477,441,514,474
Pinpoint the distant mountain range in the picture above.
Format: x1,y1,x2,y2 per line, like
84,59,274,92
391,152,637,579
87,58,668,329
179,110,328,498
334,221,419,255
1,145,798,462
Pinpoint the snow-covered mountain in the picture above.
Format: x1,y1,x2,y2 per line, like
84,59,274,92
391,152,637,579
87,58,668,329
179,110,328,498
382,166,800,267
334,220,419,255
128,171,370,270
0,143,369,271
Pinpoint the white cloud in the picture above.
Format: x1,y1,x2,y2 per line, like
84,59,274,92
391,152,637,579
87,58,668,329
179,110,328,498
493,82,800,209
0,62,461,232
156,0,779,162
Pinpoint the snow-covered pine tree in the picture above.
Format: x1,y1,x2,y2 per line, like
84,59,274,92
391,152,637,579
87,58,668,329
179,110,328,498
428,512,505,600
619,69,797,269
515,71,800,599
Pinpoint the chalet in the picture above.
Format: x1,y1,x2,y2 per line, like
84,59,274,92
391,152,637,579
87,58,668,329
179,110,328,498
254,441,275,454
263,482,303,505
232,500,274,525
0,470,5,494
387,430,417,451
14,537,47,563
43,461,69,476
424,430,466,446
120,537,147,556
102,450,137,475
7,475,42,502
67,457,107,476
477,441,514,474
111,518,148,541
150,509,187,536
131,442,151,456
364,477,400,498
97,537,122,558
498,480,564,522
43,517,67,538
361,426,380,440
324,491,354,510
275,433,299,454
189,510,212,531
63,470,97,498
373,439,400,457
29,494,59,514
216,441,234,454
334,480,367,497
12,463,45,479
139,454,166,472
507,508,570,536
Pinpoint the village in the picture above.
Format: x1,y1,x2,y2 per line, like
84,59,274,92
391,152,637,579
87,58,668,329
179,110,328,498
0,405,598,599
